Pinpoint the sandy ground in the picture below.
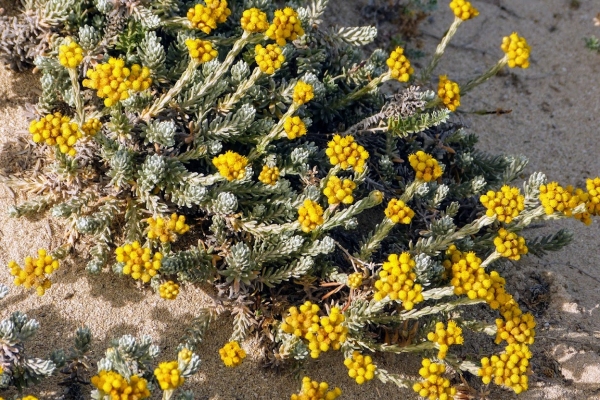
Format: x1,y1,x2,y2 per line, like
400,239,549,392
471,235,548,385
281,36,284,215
1,0,600,399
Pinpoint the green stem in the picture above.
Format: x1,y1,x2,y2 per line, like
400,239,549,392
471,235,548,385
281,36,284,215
420,17,463,82
461,55,508,95
218,67,262,113
480,250,501,269
248,103,299,161
400,179,426,203
356,217,395,261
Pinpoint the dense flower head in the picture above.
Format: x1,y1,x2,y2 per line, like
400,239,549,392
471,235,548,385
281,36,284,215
323,176,356,205
219,341,246,367
187,0,231,34
305,307,347,358
343,351,376,384
281,301,321,338
213,151,248,181
298,199,324,233
29,113,82,157
501,32,531,68
325,134,369,172
427,321,464,359
91,370,150,399
384,198,415,224
539,182,584,218
413,358,457,400
409,151,443,182
347,272,363,289
159,281,180,300
293,81,314,105
449,0,479,20
373,253,424,309
115,241,162,283
495,312,536,345
147,213,190,243
81,118,102,137
266,7,304,46
585,177,600,215
255,43,285,74
480,185,525,223
185,39,218,63
82,57,151,107
241,8,269,32
438,75,461,111
494,228,528,260
58,40,83,68
20,397,38,400
258,165,280,185
283,116,307,139
154,361,184,390
479,344,532,394
8,249,59,296
290,377,342,400
178,348,193,364
386,46,413,82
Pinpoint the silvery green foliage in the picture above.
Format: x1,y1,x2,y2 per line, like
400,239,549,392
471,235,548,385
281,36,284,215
214,192,238,215
78,25,100,51
138,154,167,192
108,148,136,187
143,120,177,147
95,0,114,14
0,284,8,300
138,31,167,78
98,335,158,379
222,242,257,291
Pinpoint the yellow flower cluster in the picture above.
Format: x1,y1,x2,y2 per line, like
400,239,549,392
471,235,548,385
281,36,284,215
449,0,479,21
255,44,285,74
323,176,356,205
298,199,324,233
585,177,600,215
58,40,84,68
438,75,460,111
83,58,151,107
501,32,531,69
8,249,59,296
427,321,464,359
305,307,347,359
384,198,415,224
409,151,443,182
495,311,536,345
21,397,38,400
219,341,246,367
290,377,342,400
187,0,231,34
29,113,82,157
82,118,102,137
159,281,180,300
213,150,248,181
539,182,583,217
179,348,193,364
293,81,314,105
266,7,304,46
325,134,369,173
147,213,190,243
258,165,280,185
412,359,456,400
386,46,413,82
480,185,525,224
154,361,184,390
284,116,307,139
494,228,528,260
347,272,363,289
0,365,3,375
241,8,269,32
115,242,162,283
91,371,150,399
185,39,218,63
343,351,376,384
281,301,321,337
479,343,532,394
373,253,424,309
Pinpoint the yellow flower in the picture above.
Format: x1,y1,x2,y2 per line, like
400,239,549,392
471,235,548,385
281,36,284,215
373,253,424,309
241,8,269,33
427,321,464,359
480,185,525,223
290,377,342,400
219,341,246,367
29,113,82,157
91,371,150,399
501,32,531,69
323,176,356,205
283,116,307,139
343,351,376,384
539,182,584,218
292,81,314,105
449,0,479,21
297,199,324,233
305,307,347,359
255,43,285,74
347,272,363,289
493,228,528,260
438,75,460,111
384,198,414,224
20,397,39,400
213,151,248,181
585,177,600,215
187,0,231,34
185,39,218,63
154,361,184,390
412,358,457,400
81,118,102,136
159,281,180,300
495,312,536,345
281,301,321,338
8,249,59,296
325,134,369,173
258,165,280,185
58,40,84,68
146,213,190,243
386,46,413,82
178,348,193,364
115,241,162,283
266,7,304,46
478,344,532,394
82,57,151,107
408,151,443,182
